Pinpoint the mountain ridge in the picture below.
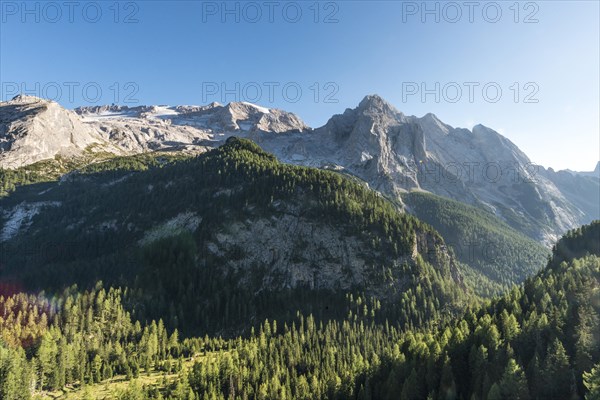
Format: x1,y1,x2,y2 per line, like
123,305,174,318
1,94,598,245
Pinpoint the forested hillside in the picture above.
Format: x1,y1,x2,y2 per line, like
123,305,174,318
403,192,550,296
1,222,598,399
0,151,189,199
359,221,600,399
1,138,468,336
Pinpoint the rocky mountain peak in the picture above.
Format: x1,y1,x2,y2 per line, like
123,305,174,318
472,123,492,133
357,94,404,118
0,96,114,168
321,94,407,141
216,102,308,133
227,101,270,115
8,94,48,105
416,112,451,136
564,161,600,178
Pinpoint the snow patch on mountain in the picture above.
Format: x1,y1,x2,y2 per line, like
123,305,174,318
241,102,270,114
148,106,179,119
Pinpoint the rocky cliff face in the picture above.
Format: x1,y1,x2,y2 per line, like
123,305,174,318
0,95,118,168
203,199,462,294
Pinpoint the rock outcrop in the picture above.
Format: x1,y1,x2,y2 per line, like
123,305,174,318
0,95,117,168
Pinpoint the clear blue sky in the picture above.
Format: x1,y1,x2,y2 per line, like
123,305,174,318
1,1,598,170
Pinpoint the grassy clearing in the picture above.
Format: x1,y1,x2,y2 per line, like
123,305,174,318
34,357,201,400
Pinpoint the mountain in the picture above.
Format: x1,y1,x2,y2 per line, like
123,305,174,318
565,161,600,178
402,191,549,296
0,138,467,334
541,166,600,230
0,95,121,168
1,95,597,246
0,95,308,168
258,95,596,244
74,100,308,153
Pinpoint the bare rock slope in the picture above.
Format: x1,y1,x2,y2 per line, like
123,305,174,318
0,95,118,168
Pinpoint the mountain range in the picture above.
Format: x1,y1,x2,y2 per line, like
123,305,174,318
1,94,597,246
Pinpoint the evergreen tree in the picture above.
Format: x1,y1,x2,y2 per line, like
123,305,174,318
584,364,600,400
498,359,530,400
